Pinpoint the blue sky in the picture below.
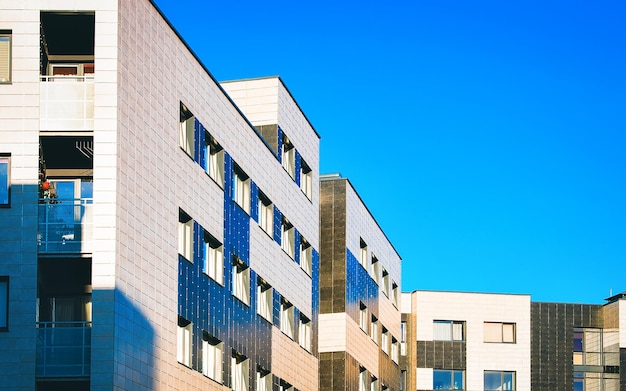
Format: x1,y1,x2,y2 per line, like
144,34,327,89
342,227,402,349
154,0,626,304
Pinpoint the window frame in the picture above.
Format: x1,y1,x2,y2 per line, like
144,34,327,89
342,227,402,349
203,231,224,285
299,313,312,352
359,301,368,332
257,191,273,237
0,153,9,207
204,131,224,187
300,236,313,276
231,351,249,391
484,370,515,391
179,102,195,158
371,254,380,284
281,217,295,258
256,277,273,322
370,315,379,344
232,257,250,306
300,158,313,199
280,297,295,339
433,320,465,341
177,316,192,367
433,369,464,390
381,268,390,297
202,332,223,383
178,209,194,263
382,326,390,355
257,368,272,391
0,32,11,84
232,164,251,214
281,135,296,179
0,276,8,331
484,322,516,344
359,238,368,268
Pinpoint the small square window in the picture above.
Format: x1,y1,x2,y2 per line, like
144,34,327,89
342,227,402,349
0,32,11,83
0,154,9,206
179,103,195,158
204,132,224,187
281,217,295,259
232,164,251,214
232,258,250,305
282,135,296,179
300,236,312,276
300,159,313,199
257,277,273,322
258,191,273,236
178,209,193,262
203,232,223,285
202,332,223,383
0,276,8,331
177,316,192,367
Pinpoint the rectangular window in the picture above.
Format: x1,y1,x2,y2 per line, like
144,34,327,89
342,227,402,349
299,314,312,352
280,297,294,339
177,316,192,367
300,236,313,276
258,192,273,236
574,327,604,366
434,320,465,341
231,351,249,391
282,135,296,179
178,209,193,262
381,268,390,297
257,277,273,322
370,315,379,344
0,32,10,83
359,302,368,332
0,154,9,206
204,132,224,187
359,366,368,391
382,326,389,354
0,276,8,331
202,332,223,383
400,370,407,391
300,159,313,199
392,281,399,307
232,165,251,213
203,232,223,285
371,254,380,284
257,369,272,391
484,322,516,343
484,371,515,391
391,337,399,363
359,238,368,268
400,321,407,356
280,380,294,391
281,217,295,258
179,103,195,158
434,369,464,390
232,257,250,305
371,376,379,391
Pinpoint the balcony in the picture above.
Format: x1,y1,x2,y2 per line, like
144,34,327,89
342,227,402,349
40,75,94,132
38,198,93,254
36,321,91,378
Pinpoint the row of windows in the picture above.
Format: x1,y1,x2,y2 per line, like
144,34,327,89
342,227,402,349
433,370,516,391
176,321,299,390
359,238,399,307
433,320,517,344
359,302,400,364
180,103,312,200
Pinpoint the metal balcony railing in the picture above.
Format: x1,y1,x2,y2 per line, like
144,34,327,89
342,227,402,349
36,321,92,378
38,198,93,253
40,75,94,131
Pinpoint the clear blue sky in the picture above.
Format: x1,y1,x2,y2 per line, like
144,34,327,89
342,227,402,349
154,0,626,304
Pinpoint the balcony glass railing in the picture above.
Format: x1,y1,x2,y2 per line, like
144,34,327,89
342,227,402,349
38,198,93,253
40,75,94,131
36,321,92,378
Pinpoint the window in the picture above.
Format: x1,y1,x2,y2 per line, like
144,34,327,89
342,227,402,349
0,154,9,206
257,368,272,391
381,268,390,297
391,337,399,363
371,376,379,391
257,277,273,322
280,298,294,339
179,103,195,157
434,320,464,341
178,209,193,262
258,192,273,236
299,314,312,352
359,302,368,332
484,322,516,343
280,380,294,391
177,316,192,367
371,254,380,284
231,351,249,391
0,276,7,331
204,132,224,186
202,332,223,383
392,281,399,307
232,165,251,213
484,371,515,391
300,159,313,199
434,369,464,390
359,238,368,268
0,32,10,83
400,370,407,391
300,236,312,276
400,321,407,356
203,232,223,285
382,327,389,354
281,217,295,258
359,366,368,391
282,135,295,179
370,315,379,343
232,257,250,305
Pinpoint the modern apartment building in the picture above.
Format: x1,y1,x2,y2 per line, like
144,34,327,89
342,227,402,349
0,1,319,390
401,290,626,391
318,174,403,391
